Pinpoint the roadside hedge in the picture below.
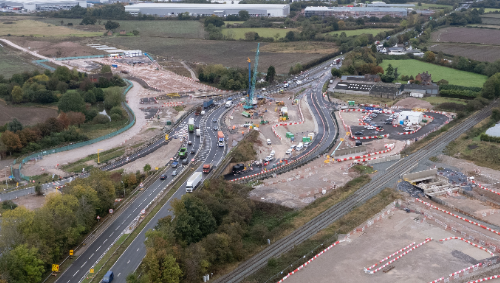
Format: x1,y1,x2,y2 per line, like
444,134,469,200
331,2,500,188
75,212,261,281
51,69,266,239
439,84,482,92
480,133,500,143
439,89,478,99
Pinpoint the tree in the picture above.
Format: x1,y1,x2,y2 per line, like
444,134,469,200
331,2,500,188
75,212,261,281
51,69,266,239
172,195,216,244
104,20,120,31
11,86,23,103
482,73,500,99
8,118,23,133
204,16,224,27
161,254,183,283
58,91,85,113
80,16,96,25
67,111,86,127
132,30,140,36
238,10,250,21
143,164,151,173
2,200,17,210
1,131,22,152
101,65,112,73
331,68,342,78
104,87,123,109
0,244,45,283
35,184,43,196
53,66,72,82
266,66,276,83
423,51,435,62
371,44,377,53
285,31,295,41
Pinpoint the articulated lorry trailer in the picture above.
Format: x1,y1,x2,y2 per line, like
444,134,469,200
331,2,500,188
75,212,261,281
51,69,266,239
217,131,224,147
188,118,195,133
186,172,202,193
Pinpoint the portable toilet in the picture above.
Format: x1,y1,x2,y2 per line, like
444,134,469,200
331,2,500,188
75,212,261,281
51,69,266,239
166,120,172,125
291,136,295,142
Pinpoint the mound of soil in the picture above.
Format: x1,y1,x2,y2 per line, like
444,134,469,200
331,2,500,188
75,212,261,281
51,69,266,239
394,97,433,110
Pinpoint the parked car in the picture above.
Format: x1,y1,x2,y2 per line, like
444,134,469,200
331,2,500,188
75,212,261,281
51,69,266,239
270,150,275,156
160,174,167,180
286,149,292,155
304,142,310,147
290,145,296,150
404,127,412,132
364,118,371,122
267,139,271,145
366,126,376,130
384,121,392,125
354,132,363,135
264,156,274,162
370,114,378,118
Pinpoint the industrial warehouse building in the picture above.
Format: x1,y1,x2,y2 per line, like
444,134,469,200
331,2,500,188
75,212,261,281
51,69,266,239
0,0,85,11
304,6,408,18
125,3,290,17
398,111,423,125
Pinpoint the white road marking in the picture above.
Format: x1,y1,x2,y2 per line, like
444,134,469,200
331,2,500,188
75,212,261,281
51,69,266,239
89,253,94,259
73,270,79,277
81,261,87,268
96,246,101,251
103,239,107,243
110,232,114,237
127,260,130,264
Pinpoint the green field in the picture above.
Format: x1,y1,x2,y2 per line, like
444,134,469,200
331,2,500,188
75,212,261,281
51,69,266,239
326,28,392,37
0,20,101,37
38,18,204,39
484,8,500,13
222,28,297,40
379,59,487,88
0,45,44,78
224,21,245,25
422,96,467,105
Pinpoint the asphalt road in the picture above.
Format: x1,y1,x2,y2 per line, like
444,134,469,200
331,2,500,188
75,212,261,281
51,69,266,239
109,103,230,282
55,103,226,283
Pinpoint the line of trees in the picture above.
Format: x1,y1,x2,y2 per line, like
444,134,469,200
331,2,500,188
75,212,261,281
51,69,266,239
0,169,145,283
197,64,248,91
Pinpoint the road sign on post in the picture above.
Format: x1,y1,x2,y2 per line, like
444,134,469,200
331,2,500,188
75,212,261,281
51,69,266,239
69,250,73,256
52,264,59,272
109,209,114,214
165,134,169,141
97,216,100,221
90,269,94,274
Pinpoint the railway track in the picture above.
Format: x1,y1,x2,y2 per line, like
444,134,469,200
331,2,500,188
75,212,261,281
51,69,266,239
214,101,497,283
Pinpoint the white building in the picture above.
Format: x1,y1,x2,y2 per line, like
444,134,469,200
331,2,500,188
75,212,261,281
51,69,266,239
125,3,290,17
0,0,86,11
398,111,423,125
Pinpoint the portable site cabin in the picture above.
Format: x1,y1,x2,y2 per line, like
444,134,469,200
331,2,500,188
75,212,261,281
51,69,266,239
398,111,423,125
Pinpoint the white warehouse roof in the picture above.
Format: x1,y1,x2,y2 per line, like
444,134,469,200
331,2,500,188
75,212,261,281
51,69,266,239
125,3,290,17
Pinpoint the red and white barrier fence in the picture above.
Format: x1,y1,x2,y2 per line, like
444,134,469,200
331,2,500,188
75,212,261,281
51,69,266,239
429,263,482,283
163,102,183,107
416,198,500,236
439,237,494,256
467,275,500,283
470,180,500,197
336,147,394,162
365,242,416,271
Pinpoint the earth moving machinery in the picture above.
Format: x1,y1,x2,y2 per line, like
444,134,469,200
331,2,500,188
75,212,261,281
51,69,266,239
179,148,187,159
186,172,202,193
217,131,224,147
203,99,214,109
203,164,212,173
276,101,285,106
188,118,195,132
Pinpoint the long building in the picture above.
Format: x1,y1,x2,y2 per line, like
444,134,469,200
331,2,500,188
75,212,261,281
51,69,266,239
124,3,290,17
0,0,86,11
304,6,408,18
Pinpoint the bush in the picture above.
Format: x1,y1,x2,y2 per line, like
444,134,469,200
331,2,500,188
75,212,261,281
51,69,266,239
480,133,500,143
2,200,17,210
93,114,110,124
436,102,467,112
110,106,124,118
110,113,121,121
85,109,98,122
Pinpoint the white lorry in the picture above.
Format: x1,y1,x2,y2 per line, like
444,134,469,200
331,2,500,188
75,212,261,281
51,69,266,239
185,172,202,193
225,101,232,108
196,129,201,137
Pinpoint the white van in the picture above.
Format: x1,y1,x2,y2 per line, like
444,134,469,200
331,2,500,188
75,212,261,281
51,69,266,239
225,101,232,108
296,142,304,151
267,139,271,145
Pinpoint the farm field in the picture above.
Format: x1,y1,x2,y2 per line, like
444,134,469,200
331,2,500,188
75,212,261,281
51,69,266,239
409,2,452,9
0,19,101,37
259,41,338,54
325,28,392,37
481,14,500,25
467,24,500,29
0,43,44,78
38,18,205,39
8,36,106,58
432,27,500,45
429,42,500,63
484,8,500,12
101,37,324,73
221,27,298,40
379,59,487,87
0,103,57,126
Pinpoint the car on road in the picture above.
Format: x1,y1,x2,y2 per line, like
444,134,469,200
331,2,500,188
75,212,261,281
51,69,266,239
264,156,274,162
404,127,413,132
182,158,189,165
370,113,378,118
191,149,195,154
354,132,363,135
213,118,217,123
366,126,376,130
172,170,178,176
188,140,192,145
385,121,392,125
213,126,218,131
364,118,371,122
160,174,167,180
267,139,271,145
286,149,292,155
304,142,310,148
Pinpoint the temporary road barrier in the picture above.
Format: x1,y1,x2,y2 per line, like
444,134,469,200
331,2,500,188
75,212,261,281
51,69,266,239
439,237,494,256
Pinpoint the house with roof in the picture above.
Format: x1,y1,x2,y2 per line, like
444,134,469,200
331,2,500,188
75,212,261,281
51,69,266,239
403,83,439,96
415,71,432,85
369,83,404,99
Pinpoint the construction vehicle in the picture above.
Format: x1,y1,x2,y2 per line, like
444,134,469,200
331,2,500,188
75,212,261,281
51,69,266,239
167,92,180,98
186,172,202,193
217,131,224,147
280,107,288,121
195,106,202,116
178,148,187,159
203,164,212,173
244,43,260,110
188,118,195,132
276,101,285,106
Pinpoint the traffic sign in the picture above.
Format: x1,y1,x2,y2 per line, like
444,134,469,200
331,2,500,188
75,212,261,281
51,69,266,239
69,250,73,256
141,209,146,214
165,134,169,141
52,264,59,272
97,216,100,220
340,138,344,142
109,209,114,214
90,269,94,274
346,132,350,135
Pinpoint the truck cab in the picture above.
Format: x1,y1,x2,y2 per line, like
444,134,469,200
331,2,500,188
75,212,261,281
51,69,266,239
203,164,212,173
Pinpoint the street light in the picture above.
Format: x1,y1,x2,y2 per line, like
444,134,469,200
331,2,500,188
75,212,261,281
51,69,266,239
97,149,104,164
5,166,9,190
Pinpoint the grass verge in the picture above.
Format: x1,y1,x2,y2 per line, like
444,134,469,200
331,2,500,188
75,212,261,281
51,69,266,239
331,92,397,106
246,187,400,283
83,166,194,282
422,96,467,106
61,147,124,173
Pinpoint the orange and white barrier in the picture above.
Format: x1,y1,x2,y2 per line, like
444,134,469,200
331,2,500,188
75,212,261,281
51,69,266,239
439,237,494,256
336,147,393,162
467,275,500,282
429,263,482,283
470,180,500,197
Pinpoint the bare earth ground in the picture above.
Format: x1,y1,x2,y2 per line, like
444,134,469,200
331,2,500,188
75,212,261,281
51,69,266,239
121,138,182,174
393,97,433,109
429,43,500,63
439,193,500,227
284,208,495,283
21,82,149,177
7,37,106,58
431,27,500,45
10,189,60,210
0,102,57,126
438,155,500,189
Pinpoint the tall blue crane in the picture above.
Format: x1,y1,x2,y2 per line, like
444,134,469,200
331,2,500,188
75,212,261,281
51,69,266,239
244,43,260,110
